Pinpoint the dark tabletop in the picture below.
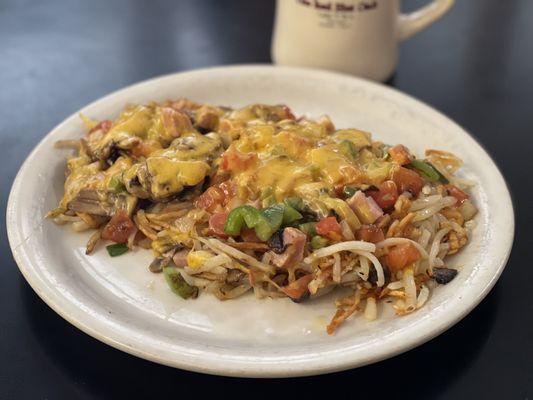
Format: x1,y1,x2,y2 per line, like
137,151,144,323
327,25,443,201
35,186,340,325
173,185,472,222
1,0,532,398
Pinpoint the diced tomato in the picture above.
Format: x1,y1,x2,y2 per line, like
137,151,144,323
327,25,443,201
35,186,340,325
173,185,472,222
385,243,421,272
89,120,113,134
333,184,345,197
445,184,469,205
208,173,229,187
208,212,229,238
388,145,412,165
219,181,237,198
240,228,261,242
281,105,296,120
100,120,113,133
367,180,399,210
280,274,313,301
101,211,135,243
131,140,160,158
194,186,225,212
194,181,236,212
316,217,342,241
220,146,258,173
392,167,424,195
355,225,385,243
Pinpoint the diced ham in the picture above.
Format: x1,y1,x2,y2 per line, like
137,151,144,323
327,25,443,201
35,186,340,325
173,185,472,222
347,191,384,224
161,107,193,138
195,106,220,132
270,228,306,268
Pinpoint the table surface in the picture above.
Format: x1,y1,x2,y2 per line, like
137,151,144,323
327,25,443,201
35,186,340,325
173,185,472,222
1,0,532,398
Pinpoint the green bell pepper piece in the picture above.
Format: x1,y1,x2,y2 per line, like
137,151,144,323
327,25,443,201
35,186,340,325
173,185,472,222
311,235,329,249
284,196,304,212
163,267,198,299
224,205,281,241
343,186,357,198
106,243,129,257
409,159,448,183
298,222,317,237
338,140,358,160
259,204,285,240
281,204,302,224
224,205,264,235
261,195,276,208
224,202,304,241
108,175,126,193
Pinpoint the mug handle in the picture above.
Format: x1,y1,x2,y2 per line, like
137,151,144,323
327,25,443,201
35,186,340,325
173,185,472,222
397,0,455,41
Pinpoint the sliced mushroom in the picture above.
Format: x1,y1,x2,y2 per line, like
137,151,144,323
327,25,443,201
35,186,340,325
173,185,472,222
122,133,222,201
68,189,113,216
226,269,246,285
172,249,189,268
148,256,171,273
68,189,138,217
89,132,141,163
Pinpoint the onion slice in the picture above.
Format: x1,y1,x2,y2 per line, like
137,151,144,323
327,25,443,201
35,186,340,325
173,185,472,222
304,241,376,264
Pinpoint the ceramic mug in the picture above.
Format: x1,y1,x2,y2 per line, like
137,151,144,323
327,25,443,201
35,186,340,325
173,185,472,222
272,0,454,81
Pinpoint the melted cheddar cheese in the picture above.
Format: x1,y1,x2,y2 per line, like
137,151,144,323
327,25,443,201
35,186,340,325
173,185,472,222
220,120,385,201
58,101,392,213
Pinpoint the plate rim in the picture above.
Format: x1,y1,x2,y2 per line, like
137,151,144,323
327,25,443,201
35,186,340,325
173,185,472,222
7,64,515,377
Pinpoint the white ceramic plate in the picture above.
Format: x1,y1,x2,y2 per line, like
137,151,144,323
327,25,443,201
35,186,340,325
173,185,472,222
7,65,514,377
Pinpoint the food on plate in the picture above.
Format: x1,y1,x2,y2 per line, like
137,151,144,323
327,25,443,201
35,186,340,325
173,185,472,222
48,99,477,333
